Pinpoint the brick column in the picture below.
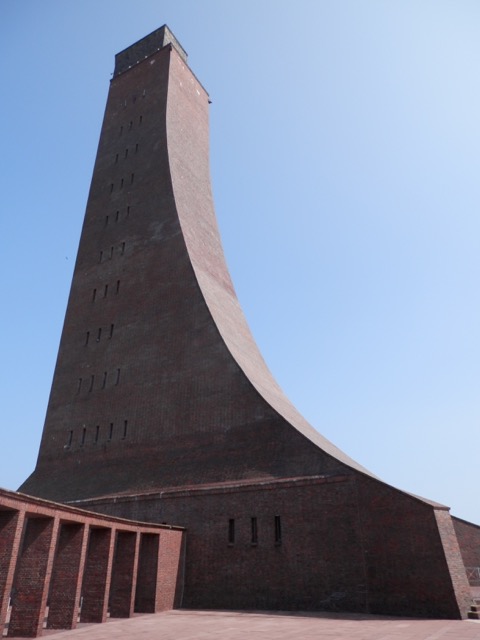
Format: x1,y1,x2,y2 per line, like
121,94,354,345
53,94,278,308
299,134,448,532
8,515,59,638
156,529,184,611
134,533,160,613
0,509,25,636
47,522,89,629
109,531,139,617
80,526,115,623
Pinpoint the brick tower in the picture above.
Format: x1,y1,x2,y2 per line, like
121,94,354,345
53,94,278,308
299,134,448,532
20,26,476,617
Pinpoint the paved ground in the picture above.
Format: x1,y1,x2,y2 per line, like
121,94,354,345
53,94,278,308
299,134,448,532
21,609,480,640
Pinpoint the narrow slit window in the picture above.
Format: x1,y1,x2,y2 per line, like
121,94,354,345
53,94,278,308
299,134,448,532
104,283,109,297
121,242,125,255
89,375,95,392
115,153,118,164
110,246,114,259
85,331,90,346
95,425,100,443
96,327,102,342
116,280,120,294
126,205,130,217
108,422,113,440
122,419,128,439
115,368,121,385
251,517,258,545
81,427,86,446
135,143,139,153
125,148,129,159
92,288,97,302
228,519,235,545
129,120,133,130
109,323,114,338
274,516,282,545
77,378,82,393
139,115,143,124
120,125,123,135
120,178,124,189
130,173,134,184
102,371,107,389
110,183,114,193
67,430,73,447
105,215,109,226
99,251,103,263
115,210,120,222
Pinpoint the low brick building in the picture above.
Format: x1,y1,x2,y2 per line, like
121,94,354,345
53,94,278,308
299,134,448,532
11,25,480,625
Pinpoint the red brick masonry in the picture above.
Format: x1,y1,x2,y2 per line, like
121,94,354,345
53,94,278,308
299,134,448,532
0,488,184,638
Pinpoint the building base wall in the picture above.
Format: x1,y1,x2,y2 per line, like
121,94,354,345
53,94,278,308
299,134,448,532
76,473,472,619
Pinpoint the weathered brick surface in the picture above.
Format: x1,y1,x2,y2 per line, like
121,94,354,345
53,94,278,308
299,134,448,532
8,515,59,637
109,530,139,617
47,522,89,629
15,26,478,623
452,516,480,572
0,488,184,636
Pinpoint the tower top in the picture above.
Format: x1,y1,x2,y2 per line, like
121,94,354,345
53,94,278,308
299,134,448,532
114,24,187,77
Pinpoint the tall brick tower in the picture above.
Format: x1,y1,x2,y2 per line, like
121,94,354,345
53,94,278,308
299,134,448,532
20,26,475,618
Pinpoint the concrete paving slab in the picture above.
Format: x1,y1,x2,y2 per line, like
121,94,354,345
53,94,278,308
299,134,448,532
8,609,479,640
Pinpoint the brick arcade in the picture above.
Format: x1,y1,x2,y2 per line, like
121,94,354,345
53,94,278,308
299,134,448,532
3,25,480,635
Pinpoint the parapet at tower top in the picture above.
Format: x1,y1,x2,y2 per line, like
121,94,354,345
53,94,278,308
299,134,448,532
114,25,188,77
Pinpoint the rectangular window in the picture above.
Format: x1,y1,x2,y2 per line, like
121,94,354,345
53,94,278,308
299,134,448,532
109,324,114,339
110,183,114,193
96,327,102,342
85,331,90,346
115,368,121,385
274,516,282,545
251,517,258,545
105,215,109,226
130,173,134,184
102,371,107,389
120,125,123,135
115,210,120,222
89,375,95,392
108,422,113,440
104,283,108,297
135,143,139,153
95,425,100,443
120,178,124,189
139,115,143,124
67,430,73,447
228,519,235,545
121,242,126,255
110,246,114,259
77,378,82,393
92,288,97,302
129,120,133,130
116,280,120,294
122,419,128,439
125,148,129,159
115,153,118,164
99,251,103,263
126,205,130,217
81,427,86,446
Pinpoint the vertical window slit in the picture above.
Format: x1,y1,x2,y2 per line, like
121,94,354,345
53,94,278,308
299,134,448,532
96,327,102,342
129,120,133,130
77,378,82,393
130,173,134,184
89,375,95,392
126,205,130,217
139,115,143,124
102,371,107,389
92,288,97,302
228,519,235,545
116,280,120,294
115,153,118,164
81,427,86,446
274,516,282,545
104,283,108,297
110,246,114,259
99,251,103,263
115,368,121,385
85,331,90,346
120,125,123,135
115,210,120,222
125,148,129,159
121,242,125,255
251,517,258,545
95,425,100,443
120,178,124,189
109,324,114,338
110,183,114,194
135,143,139,153
122,419,128,439
105,215,109,226
67,430,73,447
108,422,113,440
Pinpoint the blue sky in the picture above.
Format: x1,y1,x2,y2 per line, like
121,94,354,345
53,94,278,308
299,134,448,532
2,1,480,524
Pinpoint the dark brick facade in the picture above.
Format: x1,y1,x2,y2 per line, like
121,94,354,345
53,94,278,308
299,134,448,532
18,26,477,619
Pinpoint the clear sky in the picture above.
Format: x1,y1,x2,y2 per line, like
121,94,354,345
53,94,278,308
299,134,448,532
2,1,480,524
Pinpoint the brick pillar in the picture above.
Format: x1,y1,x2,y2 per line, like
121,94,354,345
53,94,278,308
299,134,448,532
134,533,160,613
80,526,115,623
0,509,25,636
109,531,139,617
156,529,184,611
8,515,59,638
47,522,89,629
